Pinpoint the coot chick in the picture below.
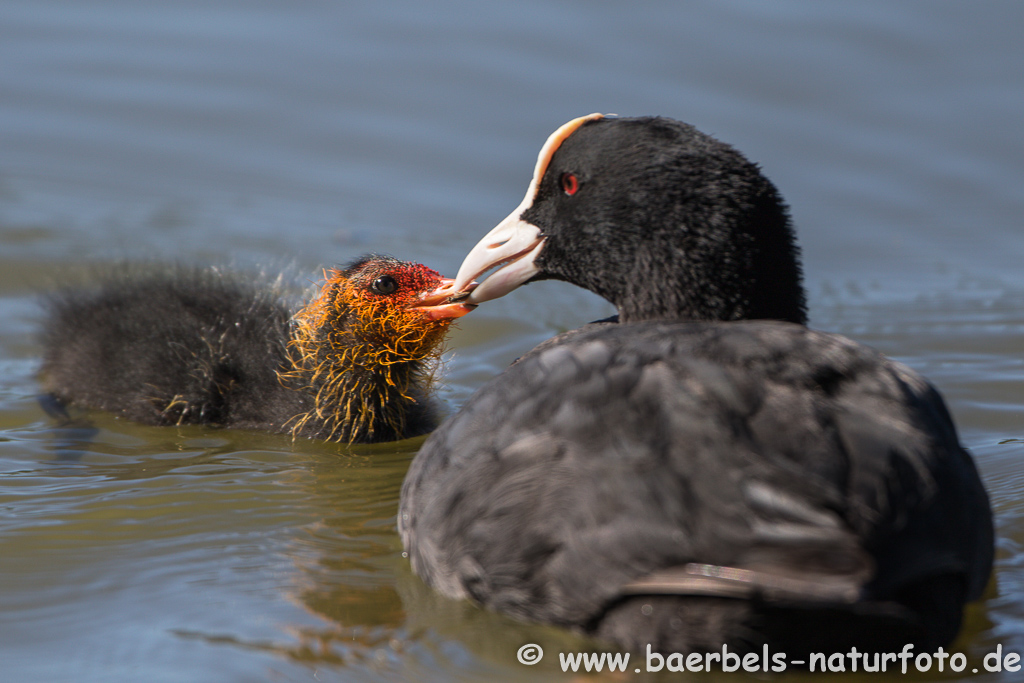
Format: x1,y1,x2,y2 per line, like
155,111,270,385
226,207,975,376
400,115,994,655
40,255,474,443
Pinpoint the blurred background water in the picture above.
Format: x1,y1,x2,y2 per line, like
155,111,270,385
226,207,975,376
1,1,1022,681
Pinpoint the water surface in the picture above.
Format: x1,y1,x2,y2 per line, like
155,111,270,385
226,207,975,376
2,1,1023,680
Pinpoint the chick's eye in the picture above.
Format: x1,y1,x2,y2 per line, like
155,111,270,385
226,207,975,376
370,275,398,295
560,172,579,196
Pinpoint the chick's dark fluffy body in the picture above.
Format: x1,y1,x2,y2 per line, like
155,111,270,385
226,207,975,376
39,262,439,443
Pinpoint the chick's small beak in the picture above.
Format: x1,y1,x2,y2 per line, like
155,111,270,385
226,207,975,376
412,277,478,320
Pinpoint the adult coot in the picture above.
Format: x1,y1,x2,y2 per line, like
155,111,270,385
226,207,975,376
40,255,473,443
400,115,993,655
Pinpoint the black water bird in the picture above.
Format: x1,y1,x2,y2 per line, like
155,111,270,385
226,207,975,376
399,114,994,655
40,256,473,444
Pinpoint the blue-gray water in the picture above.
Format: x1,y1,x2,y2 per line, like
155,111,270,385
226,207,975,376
1,1,1023,681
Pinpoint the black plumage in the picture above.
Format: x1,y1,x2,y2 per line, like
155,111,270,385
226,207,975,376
39,256,473,443
399,115,994,655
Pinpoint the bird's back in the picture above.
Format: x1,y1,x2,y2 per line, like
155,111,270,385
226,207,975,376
400,320,993,653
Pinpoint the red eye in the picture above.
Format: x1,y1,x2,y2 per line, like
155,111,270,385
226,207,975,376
560,172,579,196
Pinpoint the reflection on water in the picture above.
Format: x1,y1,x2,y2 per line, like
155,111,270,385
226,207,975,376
2,0,1024,681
